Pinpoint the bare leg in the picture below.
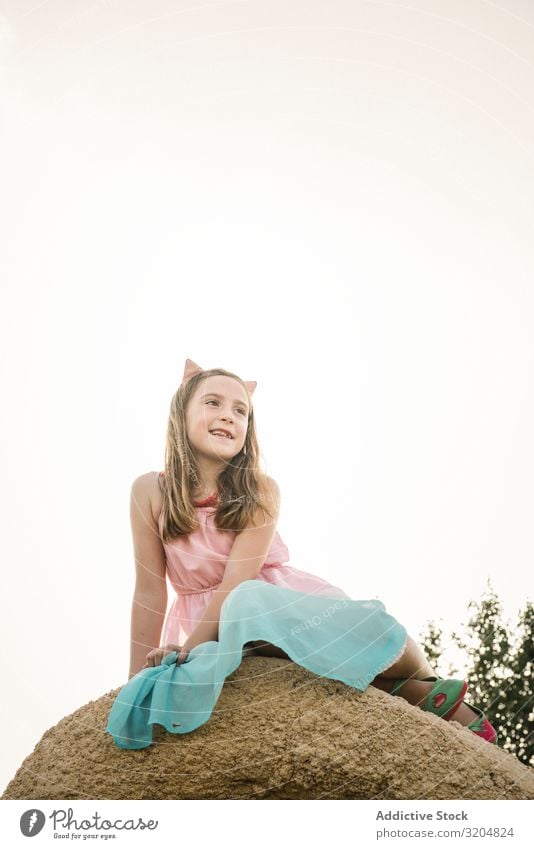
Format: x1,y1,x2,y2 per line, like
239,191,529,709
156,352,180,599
375,635,435,680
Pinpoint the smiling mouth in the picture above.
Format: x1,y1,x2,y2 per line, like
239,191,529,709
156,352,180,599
209,431,233,440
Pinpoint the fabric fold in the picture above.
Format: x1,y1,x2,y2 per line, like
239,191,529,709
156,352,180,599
106,579,407,749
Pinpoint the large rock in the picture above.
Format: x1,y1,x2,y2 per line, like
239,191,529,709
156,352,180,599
3,657,533,800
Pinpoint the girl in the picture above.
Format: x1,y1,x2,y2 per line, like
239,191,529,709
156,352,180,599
107,358,496,749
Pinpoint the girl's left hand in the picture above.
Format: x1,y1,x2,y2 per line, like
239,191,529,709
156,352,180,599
175,646,190,665
143,643,190,669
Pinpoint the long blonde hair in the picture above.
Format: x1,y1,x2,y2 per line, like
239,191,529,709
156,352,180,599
158,367,276,541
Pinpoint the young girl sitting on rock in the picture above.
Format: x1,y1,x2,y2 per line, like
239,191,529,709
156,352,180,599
106,359,496,749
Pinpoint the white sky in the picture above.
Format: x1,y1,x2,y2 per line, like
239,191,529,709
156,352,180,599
1,0,534,797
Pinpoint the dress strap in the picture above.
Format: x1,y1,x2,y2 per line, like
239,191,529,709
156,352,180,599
193,493,219,507
159,473,217,507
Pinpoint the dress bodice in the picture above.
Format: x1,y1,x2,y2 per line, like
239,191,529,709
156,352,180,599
157,474,290,596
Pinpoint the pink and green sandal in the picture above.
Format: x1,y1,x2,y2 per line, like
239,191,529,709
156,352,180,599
391,676,498,744
421,677,497,743
462,701,498,744
390,676,468,720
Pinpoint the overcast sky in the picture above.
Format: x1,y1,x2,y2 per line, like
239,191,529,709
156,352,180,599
1,0,534,797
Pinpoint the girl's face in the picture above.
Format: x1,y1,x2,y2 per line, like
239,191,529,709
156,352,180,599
185,376,250,462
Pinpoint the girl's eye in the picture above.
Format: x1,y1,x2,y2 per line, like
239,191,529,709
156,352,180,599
206,400,247,416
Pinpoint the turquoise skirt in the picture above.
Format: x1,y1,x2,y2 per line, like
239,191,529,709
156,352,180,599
106,579,407,749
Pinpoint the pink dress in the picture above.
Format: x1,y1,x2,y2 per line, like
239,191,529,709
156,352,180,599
157,472,351,646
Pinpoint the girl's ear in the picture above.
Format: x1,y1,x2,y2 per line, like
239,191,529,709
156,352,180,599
181,358,257,396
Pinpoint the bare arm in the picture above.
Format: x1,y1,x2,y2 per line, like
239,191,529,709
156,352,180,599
180,478,281,653
129,597,167,680
128,474,168,679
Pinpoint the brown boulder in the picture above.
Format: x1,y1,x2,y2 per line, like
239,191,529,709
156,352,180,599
3,657,533,800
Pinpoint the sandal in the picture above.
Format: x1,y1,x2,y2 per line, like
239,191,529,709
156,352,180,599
422,677,497,742
463,701,498,744
390,676,468,720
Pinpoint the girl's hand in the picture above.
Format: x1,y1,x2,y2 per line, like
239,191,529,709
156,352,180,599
143,643,190,669
175,647,190,665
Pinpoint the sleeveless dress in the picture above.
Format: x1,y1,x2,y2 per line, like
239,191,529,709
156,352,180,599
106,476,408,749
157,473,352,646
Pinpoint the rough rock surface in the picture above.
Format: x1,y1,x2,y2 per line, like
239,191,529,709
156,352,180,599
3,657,533,800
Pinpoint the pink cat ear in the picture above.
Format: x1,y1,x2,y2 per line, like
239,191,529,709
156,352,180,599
181,359,257,396
181,358,203,385
244,380,257,396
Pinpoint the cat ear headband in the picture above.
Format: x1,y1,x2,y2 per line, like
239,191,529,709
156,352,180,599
181,358,257,397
